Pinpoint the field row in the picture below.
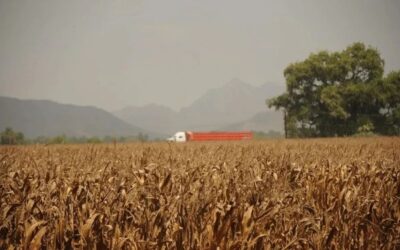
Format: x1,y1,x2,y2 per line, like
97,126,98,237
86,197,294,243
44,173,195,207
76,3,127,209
1,138,399,249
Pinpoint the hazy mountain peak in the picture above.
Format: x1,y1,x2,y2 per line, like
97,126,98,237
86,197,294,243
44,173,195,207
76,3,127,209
114,79,285,134
143,103,177,112
145,103,166,108
224,78,250,88
117,103,177,115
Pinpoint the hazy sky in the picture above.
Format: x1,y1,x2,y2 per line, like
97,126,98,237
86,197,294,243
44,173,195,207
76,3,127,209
0,0,399,111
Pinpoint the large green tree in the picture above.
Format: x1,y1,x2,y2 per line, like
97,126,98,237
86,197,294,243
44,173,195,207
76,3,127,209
378,70,400,134
268,42,399,137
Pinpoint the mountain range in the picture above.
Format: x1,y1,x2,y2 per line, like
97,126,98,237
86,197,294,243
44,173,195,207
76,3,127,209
114,79,285,135
0,79,285,139
0,96,149,138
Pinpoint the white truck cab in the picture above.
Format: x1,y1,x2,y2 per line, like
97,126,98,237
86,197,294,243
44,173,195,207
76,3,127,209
167,131,187,142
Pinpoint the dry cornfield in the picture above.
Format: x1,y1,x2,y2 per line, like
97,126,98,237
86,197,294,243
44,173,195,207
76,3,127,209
0,137,400,249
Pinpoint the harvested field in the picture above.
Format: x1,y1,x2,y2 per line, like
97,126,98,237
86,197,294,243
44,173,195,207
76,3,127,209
1,137,400,249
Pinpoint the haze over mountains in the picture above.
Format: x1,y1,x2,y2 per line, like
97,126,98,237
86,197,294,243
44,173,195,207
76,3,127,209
0,96,147,138
114,79,285,135
0,79,284,139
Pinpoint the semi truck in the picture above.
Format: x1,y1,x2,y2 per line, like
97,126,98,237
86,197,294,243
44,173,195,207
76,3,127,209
167,131,253,142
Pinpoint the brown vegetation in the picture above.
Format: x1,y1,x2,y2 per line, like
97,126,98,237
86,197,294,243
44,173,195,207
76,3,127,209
1,137,400,249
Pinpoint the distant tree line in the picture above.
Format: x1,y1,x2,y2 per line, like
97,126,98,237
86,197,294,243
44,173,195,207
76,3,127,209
0,127,285,145
0,127,25,145
252,130,283,139
268,42,400,137
0,127,150,145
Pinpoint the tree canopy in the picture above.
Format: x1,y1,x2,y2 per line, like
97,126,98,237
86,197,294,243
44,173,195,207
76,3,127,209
268,42,400,137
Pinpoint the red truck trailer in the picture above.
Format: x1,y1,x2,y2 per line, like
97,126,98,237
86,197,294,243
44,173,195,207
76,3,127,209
167,131,253,142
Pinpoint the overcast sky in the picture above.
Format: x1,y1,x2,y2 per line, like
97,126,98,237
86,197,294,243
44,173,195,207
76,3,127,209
0,0,399,111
